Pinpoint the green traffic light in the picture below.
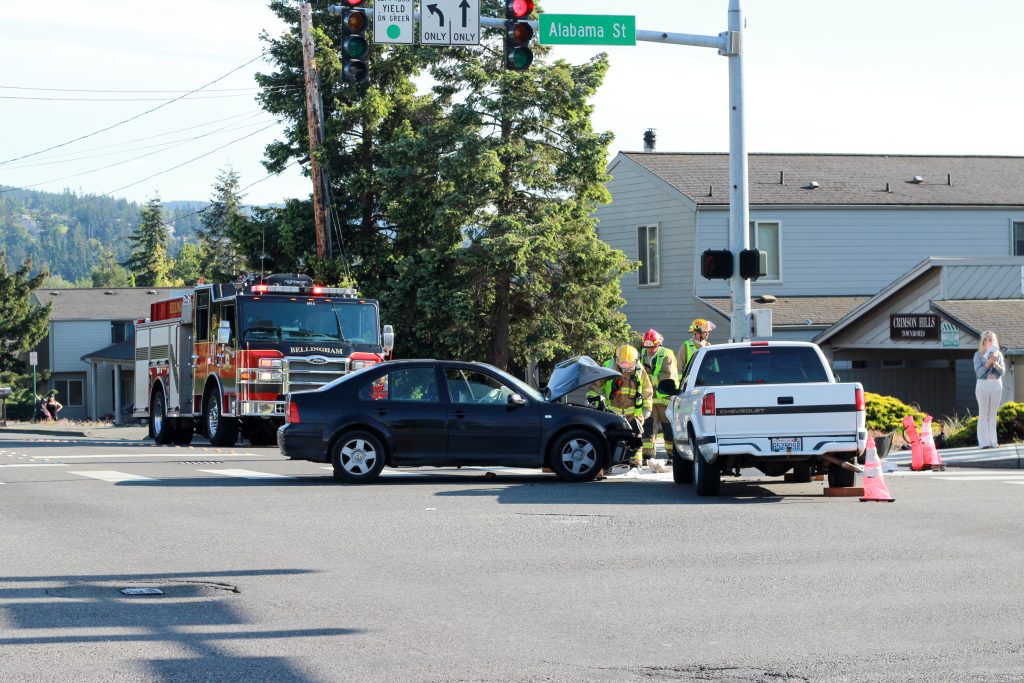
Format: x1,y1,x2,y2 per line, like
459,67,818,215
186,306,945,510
506,46,533,71
344,35,368,59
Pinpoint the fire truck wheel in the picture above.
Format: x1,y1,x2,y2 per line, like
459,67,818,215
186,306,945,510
331,430,386,483
204,391,238,447
151,389,174,445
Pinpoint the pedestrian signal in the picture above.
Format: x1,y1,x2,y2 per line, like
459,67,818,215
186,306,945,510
700,249,733,280
739,249,767,280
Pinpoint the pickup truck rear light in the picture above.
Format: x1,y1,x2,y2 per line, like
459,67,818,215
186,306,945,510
286,401,300,424
701,392,716,416
751,341,769,346
855,388,865,411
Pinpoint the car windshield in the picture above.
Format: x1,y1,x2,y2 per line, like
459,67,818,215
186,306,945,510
695,346,830,387
239,300,379,344
483,365,544,401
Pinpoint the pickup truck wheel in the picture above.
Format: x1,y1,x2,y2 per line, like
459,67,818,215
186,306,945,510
792,462,813,483
550,430,606,482
331,430,386,483
671,443,694,484
828,460,856,488
204,392,238,447
691,435,721,496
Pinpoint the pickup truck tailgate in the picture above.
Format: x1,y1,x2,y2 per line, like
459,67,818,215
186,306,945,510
710,383,862,455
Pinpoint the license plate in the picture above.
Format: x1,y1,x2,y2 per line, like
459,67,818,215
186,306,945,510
771,437,801,453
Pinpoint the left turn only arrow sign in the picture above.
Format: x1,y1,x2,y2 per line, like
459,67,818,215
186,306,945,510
419,0,480,46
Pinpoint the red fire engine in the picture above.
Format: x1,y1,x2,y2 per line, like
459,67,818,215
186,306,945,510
133,274,394,446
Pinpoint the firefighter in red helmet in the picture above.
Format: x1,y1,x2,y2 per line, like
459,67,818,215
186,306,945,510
641,328,678,467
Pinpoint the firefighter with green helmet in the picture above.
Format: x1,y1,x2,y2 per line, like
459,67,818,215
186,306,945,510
640,328,678,465
586,344,652,469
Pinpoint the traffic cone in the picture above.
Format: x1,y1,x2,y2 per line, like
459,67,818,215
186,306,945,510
903,415,926,471
860,437,895,502
920,415,944,471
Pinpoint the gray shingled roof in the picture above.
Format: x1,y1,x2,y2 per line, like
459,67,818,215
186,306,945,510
81,340,134,363
621,153,1024,206
32,287,183,321
931,300,1024,351
700,295,870,328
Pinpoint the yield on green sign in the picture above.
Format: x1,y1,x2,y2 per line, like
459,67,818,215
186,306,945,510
538,14,635,46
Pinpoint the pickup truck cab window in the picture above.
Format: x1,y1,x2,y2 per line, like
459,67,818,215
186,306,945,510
695,346,830,387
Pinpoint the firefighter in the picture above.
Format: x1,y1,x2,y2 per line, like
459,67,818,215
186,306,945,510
640,329,678,465
679,318,716,368
587,344,652,469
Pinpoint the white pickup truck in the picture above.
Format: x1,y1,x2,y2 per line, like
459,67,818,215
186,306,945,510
661,341,867,496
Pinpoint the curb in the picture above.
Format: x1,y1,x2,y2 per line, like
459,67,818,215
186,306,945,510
0,427,90,438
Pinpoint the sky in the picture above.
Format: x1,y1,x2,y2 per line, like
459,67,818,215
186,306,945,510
2,0,1022,206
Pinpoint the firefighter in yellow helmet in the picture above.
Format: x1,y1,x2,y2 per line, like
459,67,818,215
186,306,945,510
586,344,652,469
640,328,678,466
679,318,715,369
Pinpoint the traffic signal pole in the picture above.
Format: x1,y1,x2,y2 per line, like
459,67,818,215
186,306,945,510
328,0,752,339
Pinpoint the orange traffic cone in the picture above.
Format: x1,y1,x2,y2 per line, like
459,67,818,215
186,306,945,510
860,437,895,502
920,416,945,471
903,415,926,471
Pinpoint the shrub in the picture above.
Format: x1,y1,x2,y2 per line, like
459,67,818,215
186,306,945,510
864,392,927,434
944,416,978,448
997,402,1024,442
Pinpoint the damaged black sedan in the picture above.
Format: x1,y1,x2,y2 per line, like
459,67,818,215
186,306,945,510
278,357,641,483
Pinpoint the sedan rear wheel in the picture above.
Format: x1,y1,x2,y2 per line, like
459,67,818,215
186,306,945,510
550,429,606,482
331,430,386,483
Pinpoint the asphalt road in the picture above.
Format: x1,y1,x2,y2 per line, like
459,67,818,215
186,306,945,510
2,433,1023,682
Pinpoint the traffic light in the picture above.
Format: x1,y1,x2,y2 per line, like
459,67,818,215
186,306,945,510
504,0,534,71
739,249,767,281
341,0,369,84
700,249,733,280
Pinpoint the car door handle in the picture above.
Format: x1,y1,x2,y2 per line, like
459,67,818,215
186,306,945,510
375,408,388,416
453,410,467,418
777,396,794,405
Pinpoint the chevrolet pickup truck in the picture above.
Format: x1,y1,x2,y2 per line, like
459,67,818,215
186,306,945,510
661,341,867,496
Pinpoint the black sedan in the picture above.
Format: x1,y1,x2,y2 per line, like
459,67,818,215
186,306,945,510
277,357,640,483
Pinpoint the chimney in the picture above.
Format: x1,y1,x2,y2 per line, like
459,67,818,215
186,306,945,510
643,128,656,152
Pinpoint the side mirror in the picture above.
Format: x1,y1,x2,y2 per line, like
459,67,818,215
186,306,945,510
508,393,526,407
217,320,231,345
657,378,680,396
382,324,395,353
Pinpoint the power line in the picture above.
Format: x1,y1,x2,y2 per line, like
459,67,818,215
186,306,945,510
163,159,303,225
0,85,294,94
0,53,270,167
100,122,281,197
0,91,294,102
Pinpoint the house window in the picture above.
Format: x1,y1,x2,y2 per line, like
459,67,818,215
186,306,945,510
52,378,85,407
111,320,134,344
637,224,659,286
748,220,782,281
1013,221,1024,256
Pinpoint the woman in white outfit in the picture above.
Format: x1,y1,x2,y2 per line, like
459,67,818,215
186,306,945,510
973,330,1005,449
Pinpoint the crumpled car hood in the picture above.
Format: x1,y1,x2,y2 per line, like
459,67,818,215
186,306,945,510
544,355,620,402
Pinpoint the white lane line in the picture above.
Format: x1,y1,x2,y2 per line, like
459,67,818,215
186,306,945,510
933,475,1024,482
70,471,159,483
197,469,293,480
35,453,265,459
0,463,68,468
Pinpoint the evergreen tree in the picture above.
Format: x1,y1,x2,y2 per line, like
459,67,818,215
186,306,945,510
91,248,134,287
123,196,170,287
167,241,204,286
196,167,249,282
0,253,51,417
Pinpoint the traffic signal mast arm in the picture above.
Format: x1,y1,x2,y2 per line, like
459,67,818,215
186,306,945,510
327,5,734,52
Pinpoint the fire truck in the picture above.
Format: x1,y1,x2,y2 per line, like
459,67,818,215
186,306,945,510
133,274,394,446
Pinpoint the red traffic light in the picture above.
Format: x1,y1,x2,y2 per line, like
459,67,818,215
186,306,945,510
346,0,365,5
507,0,534,19
507,21,533,43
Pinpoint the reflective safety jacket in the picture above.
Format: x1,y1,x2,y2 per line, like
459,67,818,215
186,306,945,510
679,339,708,368
587,359,653,417
642,346,678,406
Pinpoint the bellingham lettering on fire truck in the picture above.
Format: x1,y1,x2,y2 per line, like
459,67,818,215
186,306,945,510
133,274,394,447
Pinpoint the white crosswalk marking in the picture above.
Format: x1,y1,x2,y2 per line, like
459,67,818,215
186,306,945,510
0,463,68,468
71,471,159,483
37,452,264,460
197,469,293,480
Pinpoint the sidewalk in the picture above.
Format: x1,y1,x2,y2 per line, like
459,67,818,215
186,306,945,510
0,421,149,441
884,443,1024,469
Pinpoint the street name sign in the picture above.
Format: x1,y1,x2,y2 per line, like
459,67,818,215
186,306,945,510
375,0,414,44
538,14,636,46
420,0,480,46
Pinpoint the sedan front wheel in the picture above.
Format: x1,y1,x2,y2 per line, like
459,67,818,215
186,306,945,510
331,430,387,483
550,430,606,482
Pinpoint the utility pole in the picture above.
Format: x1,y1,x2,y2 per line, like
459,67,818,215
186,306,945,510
300,2,332,260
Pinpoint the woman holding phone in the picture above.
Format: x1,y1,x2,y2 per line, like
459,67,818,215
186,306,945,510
973,331,1005,449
